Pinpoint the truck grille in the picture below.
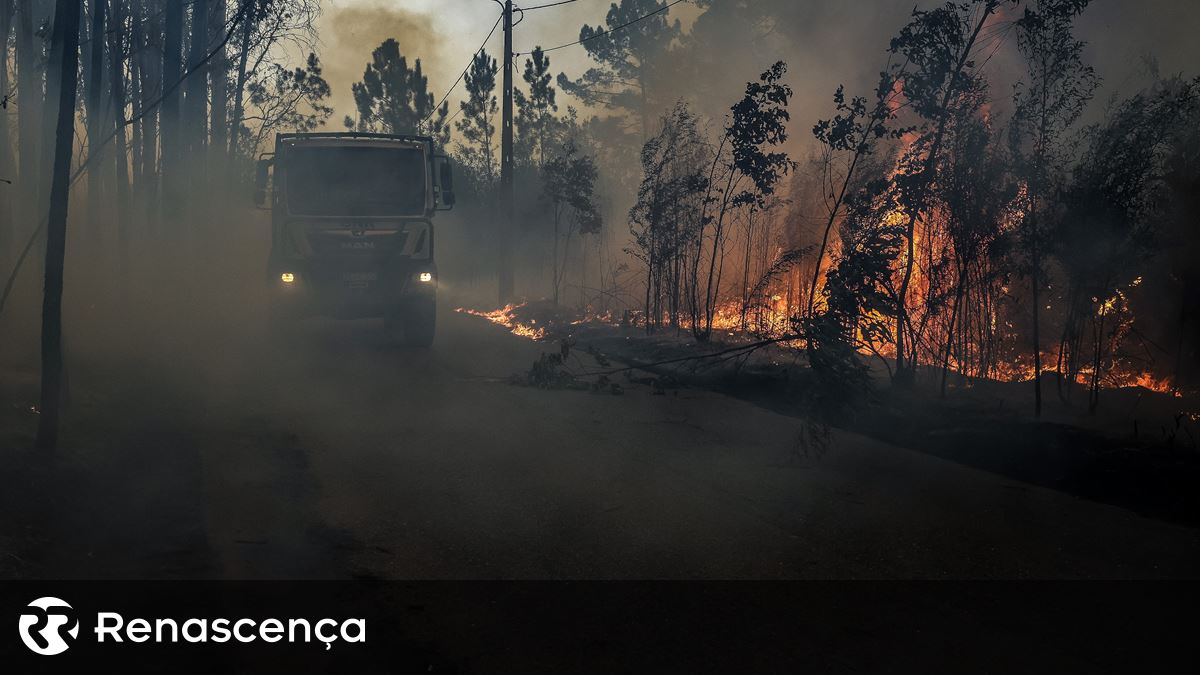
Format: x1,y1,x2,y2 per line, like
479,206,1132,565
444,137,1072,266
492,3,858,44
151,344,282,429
305,225,408,258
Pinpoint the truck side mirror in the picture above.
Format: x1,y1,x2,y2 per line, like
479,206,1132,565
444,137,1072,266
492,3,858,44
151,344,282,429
435,156,455,209
254,158,271,207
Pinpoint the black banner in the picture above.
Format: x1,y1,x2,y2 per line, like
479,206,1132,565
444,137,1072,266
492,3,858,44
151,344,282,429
1,581,1196,673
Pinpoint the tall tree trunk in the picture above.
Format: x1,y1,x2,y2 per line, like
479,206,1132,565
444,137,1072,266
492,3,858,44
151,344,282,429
894,4,993,383
38,0,73,224
85,0,105,242
129,27,143,195
940,262,967,398
184,0,208,190
702,167,736,340
1029,210,1043,415
36,0,83,452
0,0,14,260
14,0,40,237
159,0,183,224
107,0,129,262
552,206,560,305
132,0,158,228
227,0,254,177
208,0,227,182
1173,277,1191,392
740,208,754,331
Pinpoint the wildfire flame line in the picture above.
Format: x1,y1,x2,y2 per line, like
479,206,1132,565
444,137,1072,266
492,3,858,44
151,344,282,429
455,304,547,340
456,301,1182,396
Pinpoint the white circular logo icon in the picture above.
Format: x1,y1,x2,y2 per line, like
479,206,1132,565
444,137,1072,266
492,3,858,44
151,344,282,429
18,597,79,655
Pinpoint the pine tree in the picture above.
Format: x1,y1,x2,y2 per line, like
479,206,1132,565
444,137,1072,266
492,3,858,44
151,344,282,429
455,49,498,183
516,46,556,168
350,38,448,142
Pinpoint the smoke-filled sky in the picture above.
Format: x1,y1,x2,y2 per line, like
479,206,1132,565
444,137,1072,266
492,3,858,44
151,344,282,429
316,0,661,126
315,0,1200,145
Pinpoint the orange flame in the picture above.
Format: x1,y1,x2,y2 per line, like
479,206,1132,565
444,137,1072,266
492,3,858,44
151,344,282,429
455,304,547,340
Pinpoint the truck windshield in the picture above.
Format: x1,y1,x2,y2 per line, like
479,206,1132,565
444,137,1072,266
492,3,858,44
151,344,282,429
285,145,426,217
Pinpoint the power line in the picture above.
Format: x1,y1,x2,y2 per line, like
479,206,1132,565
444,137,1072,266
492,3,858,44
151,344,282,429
514,0,687,55
423,12,505,124
519,0,579,10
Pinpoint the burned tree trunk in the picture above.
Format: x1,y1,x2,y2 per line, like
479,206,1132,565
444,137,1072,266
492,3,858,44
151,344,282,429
184,0,209,195
208,0,228,179
159,0,184,223
132,0,159,228
36,0,83,451
85,0,105,239
0,0,13,256
227,0,256,162
14,0,40,233
107,0,129,260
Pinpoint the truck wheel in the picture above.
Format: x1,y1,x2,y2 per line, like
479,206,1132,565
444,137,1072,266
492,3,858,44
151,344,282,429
401,297,436,347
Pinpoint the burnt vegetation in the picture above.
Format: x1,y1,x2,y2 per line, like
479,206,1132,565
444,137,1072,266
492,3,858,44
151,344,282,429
0,0,1198,523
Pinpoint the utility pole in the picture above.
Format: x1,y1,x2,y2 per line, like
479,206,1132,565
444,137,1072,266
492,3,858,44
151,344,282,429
498,0,515,304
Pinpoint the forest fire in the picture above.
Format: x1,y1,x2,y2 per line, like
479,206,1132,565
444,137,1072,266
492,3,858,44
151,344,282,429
458,295,1184,398
3,0,1200,662
455,304,547,340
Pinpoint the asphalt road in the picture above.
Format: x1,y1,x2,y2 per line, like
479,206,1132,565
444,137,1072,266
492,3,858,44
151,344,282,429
21,299,1200,579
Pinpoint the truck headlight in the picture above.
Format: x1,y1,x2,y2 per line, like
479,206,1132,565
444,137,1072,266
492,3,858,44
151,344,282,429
418,272,433,283
281,272,296,284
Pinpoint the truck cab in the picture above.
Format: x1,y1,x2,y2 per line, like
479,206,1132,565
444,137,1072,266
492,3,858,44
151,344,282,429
255,132,454,346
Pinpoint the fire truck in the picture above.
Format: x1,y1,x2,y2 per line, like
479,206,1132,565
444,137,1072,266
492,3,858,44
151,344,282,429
254,132,455,347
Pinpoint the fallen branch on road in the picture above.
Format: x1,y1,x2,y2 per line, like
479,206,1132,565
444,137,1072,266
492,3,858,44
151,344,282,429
574,333,806,378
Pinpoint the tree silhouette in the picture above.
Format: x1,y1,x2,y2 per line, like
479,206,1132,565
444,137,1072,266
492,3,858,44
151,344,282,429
515,46,558,168
455,49,499,183
245,52,334,150
1052,78,1200,412
887,0,1008,382
805,66,908,317
1010,0,1097,415
349,38,449,144
692,61,795,341
628,102,708,333
557,0,680,137
543,141,602,305
36,0,82,451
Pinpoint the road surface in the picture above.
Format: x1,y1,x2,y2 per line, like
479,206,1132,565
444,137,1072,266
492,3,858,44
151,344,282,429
25,301,1200,579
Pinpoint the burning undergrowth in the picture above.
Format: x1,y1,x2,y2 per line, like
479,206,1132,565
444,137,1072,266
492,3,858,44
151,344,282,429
456,299,1193,399
456,299,1200,445
454,301,580,341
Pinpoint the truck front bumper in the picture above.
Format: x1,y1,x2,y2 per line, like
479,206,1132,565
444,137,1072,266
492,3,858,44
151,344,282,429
269,263,436,319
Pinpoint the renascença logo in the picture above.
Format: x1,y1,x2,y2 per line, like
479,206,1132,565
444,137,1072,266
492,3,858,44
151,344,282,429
18,597,80,656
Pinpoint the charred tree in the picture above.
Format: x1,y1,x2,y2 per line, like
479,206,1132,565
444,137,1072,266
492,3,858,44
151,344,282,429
14,0,40,233
36,0,82,451
85,0,105,237
159,0,184,223
208,0,228,178
227,0,256,160
184,0,209,195
107,0,129,258
133,0,160,226
0,0,13,255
